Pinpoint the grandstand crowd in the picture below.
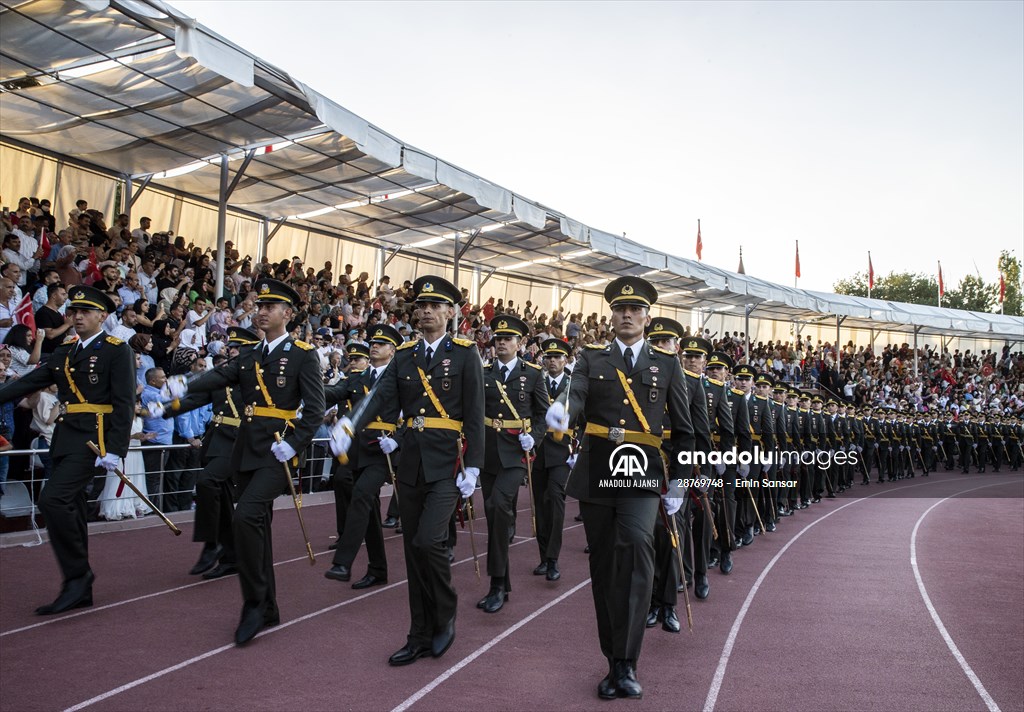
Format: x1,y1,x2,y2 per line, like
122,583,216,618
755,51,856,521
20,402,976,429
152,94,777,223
0,194,1022,515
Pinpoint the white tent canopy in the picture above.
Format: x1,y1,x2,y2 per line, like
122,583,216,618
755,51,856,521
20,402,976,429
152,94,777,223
1,0,1021,342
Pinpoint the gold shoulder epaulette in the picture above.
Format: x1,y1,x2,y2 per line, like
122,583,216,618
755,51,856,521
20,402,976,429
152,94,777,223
105,335,124,345
684,368,701,378
397,339,419,351
60,336,79,347
293,339,314,351
452,337,474,347
707,377,724,386
585,343,606,350
526,361,542,370
731,388,745,396
651,345,674,356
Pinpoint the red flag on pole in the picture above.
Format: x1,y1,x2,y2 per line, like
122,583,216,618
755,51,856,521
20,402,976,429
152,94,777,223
13,293,35,334
795,240,801,279
695,220,703,261
999,272,1006,304
938,261,945,297
86,247,102,284
868,252,874,290
39,227,51,259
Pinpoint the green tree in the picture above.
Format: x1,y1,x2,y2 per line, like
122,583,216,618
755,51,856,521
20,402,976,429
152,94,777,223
997,250,1022,316
834,271,939,305
943,275,996,313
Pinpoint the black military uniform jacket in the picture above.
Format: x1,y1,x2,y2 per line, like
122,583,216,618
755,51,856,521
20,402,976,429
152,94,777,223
186,338,325,472
332,366,404,471
483,358,547,472
684,369,714,456
704,377,735,451
785,406,801,451
811,409,826,449
351,335,485,485
798,408,813,450
561,341,694,500
771,401,787,450
173,385,245,461
0,335,135,458
537,372,572,464
325,373,360,470
728,389,753,454
748,394,776,452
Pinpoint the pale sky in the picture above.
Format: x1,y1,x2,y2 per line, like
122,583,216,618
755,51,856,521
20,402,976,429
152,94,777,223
175,0,1023,294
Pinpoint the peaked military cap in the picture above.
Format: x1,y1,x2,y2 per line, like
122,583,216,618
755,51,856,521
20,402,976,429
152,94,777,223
604,276,657,308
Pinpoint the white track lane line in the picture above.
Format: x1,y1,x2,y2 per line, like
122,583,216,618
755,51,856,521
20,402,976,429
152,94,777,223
4,504,534,637
62,522,584,712
702,475,1016,712
910,482,1010,712
390,579,592,712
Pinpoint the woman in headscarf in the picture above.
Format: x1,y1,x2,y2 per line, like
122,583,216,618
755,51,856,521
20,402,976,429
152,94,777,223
129,333,155,389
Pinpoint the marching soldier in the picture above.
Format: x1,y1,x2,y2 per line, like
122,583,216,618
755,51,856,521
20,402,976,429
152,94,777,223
169,326,259,580
165,279,325,645
749,371,777,531
330,275,484,666
782,389,803,511
324,347,361,551
0,286,135,614
796,393,815,505
810,396,835,499
703,352,737,570
545,277,693,700
769,382,791,515
716,357,749,553
478,315,547,612
324,325,403,590
957,413,976,473
975,413,990,473
532,337,574,582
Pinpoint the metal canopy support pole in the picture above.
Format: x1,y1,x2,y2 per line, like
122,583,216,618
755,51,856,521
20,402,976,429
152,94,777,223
127,174,153,209
453,233,461,335
479,267,498,290
913,326,921,378
382,246,403,269
375,247,385,292
123,175,133,223
836,315,846,374
559,284,576,306
225,149,255,200
744,304,755,364
215,154,228,302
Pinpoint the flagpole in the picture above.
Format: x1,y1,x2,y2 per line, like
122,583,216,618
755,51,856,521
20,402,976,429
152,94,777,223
937,261,941,308
794,239,799,289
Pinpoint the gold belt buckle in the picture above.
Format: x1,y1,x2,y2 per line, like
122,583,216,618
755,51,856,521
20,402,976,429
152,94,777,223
244,405,255,417
412,416,425,431
213,414,223,425
492,417,504,430
608,427,625,444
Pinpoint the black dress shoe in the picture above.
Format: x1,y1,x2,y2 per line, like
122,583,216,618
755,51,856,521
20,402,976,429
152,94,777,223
812,497,822,504
202,563,238,580
324,564,351,582
234,607,266,645
613,659,643,699
431,618,456,658
708,553,720,568
395,525,403,534
646,605,660,628
382,516,399,528
532,561,549,576
662,606,680,633
352,574,387,590
826,493,837,499
720,551,733,575
388,643,432,666
189,544,223,575
695,574,710,600
741,528,754,547
766,521,776,533
574,513,584,522
328,542,339,550
545,560,560,581
35,571,95,615
598,659,618,699
480,586,508,614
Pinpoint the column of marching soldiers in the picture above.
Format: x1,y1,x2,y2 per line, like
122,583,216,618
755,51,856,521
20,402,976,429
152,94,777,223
1,275,1021,703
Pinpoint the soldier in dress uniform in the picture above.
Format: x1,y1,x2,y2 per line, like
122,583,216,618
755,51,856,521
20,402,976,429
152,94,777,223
545,277,693,700
769,382,791,515
0,286,135,614
476,315,547,612
957,412,975,474
324,325,403,589
324,342,368,549
749,371,778,532
165,279,325,645
796,393,815,506
532,337,574,582
809,395,835,499
330,275,484,666
708,354,746,560
167,326,259,580
782,389,803,512
644,317,704,634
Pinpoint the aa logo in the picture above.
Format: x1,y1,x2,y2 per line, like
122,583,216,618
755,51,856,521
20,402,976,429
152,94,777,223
608,444,648,478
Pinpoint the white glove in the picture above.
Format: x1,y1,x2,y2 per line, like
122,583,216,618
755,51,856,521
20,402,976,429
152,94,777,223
663,496,683,516
714,462,727,476
518,433,535,451
545,402,570,433
329,417,354,457
973,443,978,449
378,434,398,454
932,446,938,452
456,466,479,498
566,453,578,469
166,374,188,400
271,440,296,463
737,462,750,478
146,401,165,418
95,453,120,472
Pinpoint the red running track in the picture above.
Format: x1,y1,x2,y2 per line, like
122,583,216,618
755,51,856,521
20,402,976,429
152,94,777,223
0,471,1021,712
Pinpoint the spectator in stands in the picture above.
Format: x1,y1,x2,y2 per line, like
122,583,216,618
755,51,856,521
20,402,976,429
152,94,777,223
3,325,44,377
35,283,70,356
31,269,60,312
2,233,34,287
28,382,58,483
165,356,210,512
37,199,56,233
0,278,17,344
140,367,173,509
131,216,151,245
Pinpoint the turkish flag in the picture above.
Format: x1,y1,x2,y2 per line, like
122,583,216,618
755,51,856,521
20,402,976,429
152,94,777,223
868,253,874,290
86,247,102,284
13,293,35,334
696,220,703,261
39,227,51,258
795,241,801,279
938,262,945,297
